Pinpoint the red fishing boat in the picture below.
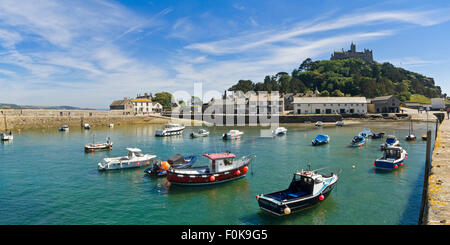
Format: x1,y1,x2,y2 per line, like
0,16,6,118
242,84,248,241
166,152,253,185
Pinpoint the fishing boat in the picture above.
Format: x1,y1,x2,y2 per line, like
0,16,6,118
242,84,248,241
369,132,385,139
97,148,156,171
222,130,244,140
315,121,323,127
190,129,210,138
59,125,69,131
359,129,371,138
144,154,197,176
256,166,339,216
405,119,416,141
273,127,287,136
166,152,253,186
380,135,400,150
0,131,13,141
373,146,407,170
312,134,329,146
155,123,185,137
83,123,91,129
84,136,113,152
336,121,344,127
349,135,365,147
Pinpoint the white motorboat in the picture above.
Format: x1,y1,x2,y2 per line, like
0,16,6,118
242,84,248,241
155,123,185,136
98,148,157,171
273,127,287,136
83,123,91,129
190,128,210,138
1,131,13,141
315,121,323,127
222,130,244,140
380,135,400,150
336,121,344,127
108,124,114,128
374,146,408,170
59,125,69,131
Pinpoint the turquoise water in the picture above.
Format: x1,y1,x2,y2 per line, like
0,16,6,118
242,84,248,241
0,121,435,225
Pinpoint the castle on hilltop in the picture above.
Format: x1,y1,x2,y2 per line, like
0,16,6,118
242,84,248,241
330,43,373,63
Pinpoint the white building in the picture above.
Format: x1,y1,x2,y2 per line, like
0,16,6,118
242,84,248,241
132,98,163,114
293,97,368,114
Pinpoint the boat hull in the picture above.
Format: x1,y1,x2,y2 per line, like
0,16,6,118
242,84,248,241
374,160,404,170
84,144,113,152
257,183,336,216
167,164,249,186
155,128,184,137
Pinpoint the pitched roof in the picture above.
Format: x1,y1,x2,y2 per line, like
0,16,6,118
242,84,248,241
371,95,396,102
293,97,367,104
110,100,130,106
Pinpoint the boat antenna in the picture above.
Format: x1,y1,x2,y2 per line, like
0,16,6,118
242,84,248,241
307,163,311,171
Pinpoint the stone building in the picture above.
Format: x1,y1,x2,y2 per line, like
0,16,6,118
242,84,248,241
293,97,368,114
331,43,373,63
369,95,401,113
109,97,134,114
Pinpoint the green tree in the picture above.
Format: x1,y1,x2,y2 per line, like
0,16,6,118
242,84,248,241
152,92,173,110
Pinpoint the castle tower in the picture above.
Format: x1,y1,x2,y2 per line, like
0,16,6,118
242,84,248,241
350,42,356,53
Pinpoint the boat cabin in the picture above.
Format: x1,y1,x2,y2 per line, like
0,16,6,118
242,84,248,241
126,148,144,158
203,152,237,173
383,147,402,160
165,123,181,129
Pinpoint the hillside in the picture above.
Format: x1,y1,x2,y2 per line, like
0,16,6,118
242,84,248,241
228,58,445,101
0,103,93,110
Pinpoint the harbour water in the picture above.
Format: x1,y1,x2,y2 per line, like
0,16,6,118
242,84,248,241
0,121,435,225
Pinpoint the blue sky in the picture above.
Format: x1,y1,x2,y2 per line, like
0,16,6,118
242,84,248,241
0,0,449,109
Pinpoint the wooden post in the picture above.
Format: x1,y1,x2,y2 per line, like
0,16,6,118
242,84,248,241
418,130,432,224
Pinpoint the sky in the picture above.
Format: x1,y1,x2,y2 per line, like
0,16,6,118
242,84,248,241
0,0,449,109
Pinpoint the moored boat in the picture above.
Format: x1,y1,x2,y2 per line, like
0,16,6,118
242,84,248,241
59,125,69,131
256,167,339,216
380,135,400,150
349,135,365,147
83,123,91,129
190,129,210,138
369,132,385,139
0,131,13,141
315,121,323,127
166,152,253,185
373,146,407,170
98,148,156,171
144,154,197,176
155,123,185,137
359,128,371,138
312,134,329,146
422,134,427,141
405,119,416,141
336,121,344,127
222,130,244,140
84,136,113,152
273,127,287,136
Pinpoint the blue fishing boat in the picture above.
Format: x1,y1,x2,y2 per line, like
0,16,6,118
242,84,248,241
145,154,197,177
312,134,329,146
373,146,407,170
380,135,400,150
350,135,365,147
256,166,339,216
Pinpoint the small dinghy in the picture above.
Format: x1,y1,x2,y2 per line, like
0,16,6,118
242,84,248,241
315,121,323,127
312,134,329,146
190,129,210,138
98,148,156,171
166,152,253,186
373,146,407,170
59,125,69,131
359,129,371,138
256,167,339,216
0,130,13,141
350,135,365,147
273,127,287,136
335,121,344,127
422,134,427,141
84,136,113,152
380,135,400,150
405,119,416,141
369,132,385,139
83,123,91,129
144,154,197,176
222,130,244,140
